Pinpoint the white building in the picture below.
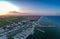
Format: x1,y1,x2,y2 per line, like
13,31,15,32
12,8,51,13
0,35,7,39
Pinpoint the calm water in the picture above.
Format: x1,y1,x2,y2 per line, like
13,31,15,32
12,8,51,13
27,27,57,39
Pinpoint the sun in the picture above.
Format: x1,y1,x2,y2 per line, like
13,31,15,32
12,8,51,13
0,1,19,15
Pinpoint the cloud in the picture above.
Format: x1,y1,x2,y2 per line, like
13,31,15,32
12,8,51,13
8,10,60,16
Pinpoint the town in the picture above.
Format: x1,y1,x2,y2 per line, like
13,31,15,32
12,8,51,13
0,16,56,39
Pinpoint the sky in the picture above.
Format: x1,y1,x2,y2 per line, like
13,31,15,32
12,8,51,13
0,0,60,15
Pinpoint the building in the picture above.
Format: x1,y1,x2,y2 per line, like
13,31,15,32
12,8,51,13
0,35,7,39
